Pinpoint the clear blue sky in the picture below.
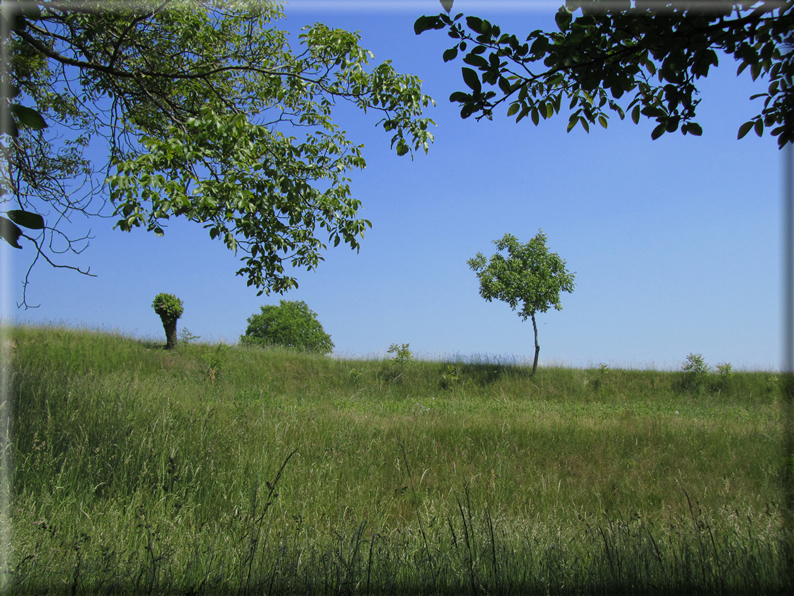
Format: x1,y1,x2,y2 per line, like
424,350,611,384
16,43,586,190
1,1,783,370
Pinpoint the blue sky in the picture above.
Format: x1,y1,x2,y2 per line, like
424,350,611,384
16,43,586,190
1,1,783,370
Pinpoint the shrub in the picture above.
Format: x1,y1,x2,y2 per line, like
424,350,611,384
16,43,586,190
681,352,709,392
440,364,460,389
387,343,414,365
592,362,609,391
178,327,201,344
203,344,229,384
152,293,184,350
241,300,334,355
714,362,733,390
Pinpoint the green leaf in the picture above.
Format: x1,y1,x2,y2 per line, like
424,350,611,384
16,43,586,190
11,104,47,130
463,54,489,68
449,91,469,103
737,121,754,139
651,123,666,140
461,68,482,93
0,216,23,249
631,104,641,125
466,16,484,34
443,47,458,62
685,122,703,136
414,15,445,35
530,36,549,56
6,209,44,230
598,115,608,129
754,119,764,137
507,103,519,117
531,107,539,125
555,8,573,31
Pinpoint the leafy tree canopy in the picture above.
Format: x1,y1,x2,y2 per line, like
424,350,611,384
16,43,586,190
242,299,334,355
468,231,575,375
1,0,435,305
152,292,184,350
415,0,793,145
152,293,184,323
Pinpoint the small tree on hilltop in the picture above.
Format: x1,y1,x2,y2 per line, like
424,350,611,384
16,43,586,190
468,231,575,376
242,300,334,355
152,293,184,350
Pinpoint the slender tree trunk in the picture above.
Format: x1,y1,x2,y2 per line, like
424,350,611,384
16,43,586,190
161,317,178,350
531,312,540,376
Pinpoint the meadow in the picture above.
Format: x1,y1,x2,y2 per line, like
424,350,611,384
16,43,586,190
1,324,789,594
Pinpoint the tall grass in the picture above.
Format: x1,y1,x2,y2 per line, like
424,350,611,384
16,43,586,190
3,324,789,594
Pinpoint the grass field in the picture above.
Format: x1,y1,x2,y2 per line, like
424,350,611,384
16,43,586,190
1,324,790,594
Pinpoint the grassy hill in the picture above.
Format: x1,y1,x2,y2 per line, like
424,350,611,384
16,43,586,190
1,324,788,594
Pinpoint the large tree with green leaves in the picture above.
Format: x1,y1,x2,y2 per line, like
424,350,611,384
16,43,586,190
468,231,575,376
1,0,435,306
416,0,793,146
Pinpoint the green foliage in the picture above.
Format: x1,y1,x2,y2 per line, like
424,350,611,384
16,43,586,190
178,327,201,344
681,352,709,392
151,293,184,322
716,362,734,378
152,293,184,349
242,300,334,354
348,368,363,383
7,1,436,302
766,374,780,395
682,352,709,375
592,362,610,391
387,342,414,365
468,231,575,321
468,230,575,375
439,364,461,389
0,209,45,249
415,1,794,147
716,361,733,390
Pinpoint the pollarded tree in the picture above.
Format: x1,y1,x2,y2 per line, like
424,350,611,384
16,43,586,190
468,231,575,376
1,0,435,306
415,0,794,146
241,300,334,355
152,293,184,350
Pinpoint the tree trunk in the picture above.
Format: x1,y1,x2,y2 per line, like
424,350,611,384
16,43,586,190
161,317,178,350
531,312,540,376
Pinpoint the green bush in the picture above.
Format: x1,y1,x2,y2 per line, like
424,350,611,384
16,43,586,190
241,300,334,355
387,343,414,365
681,352,709,392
